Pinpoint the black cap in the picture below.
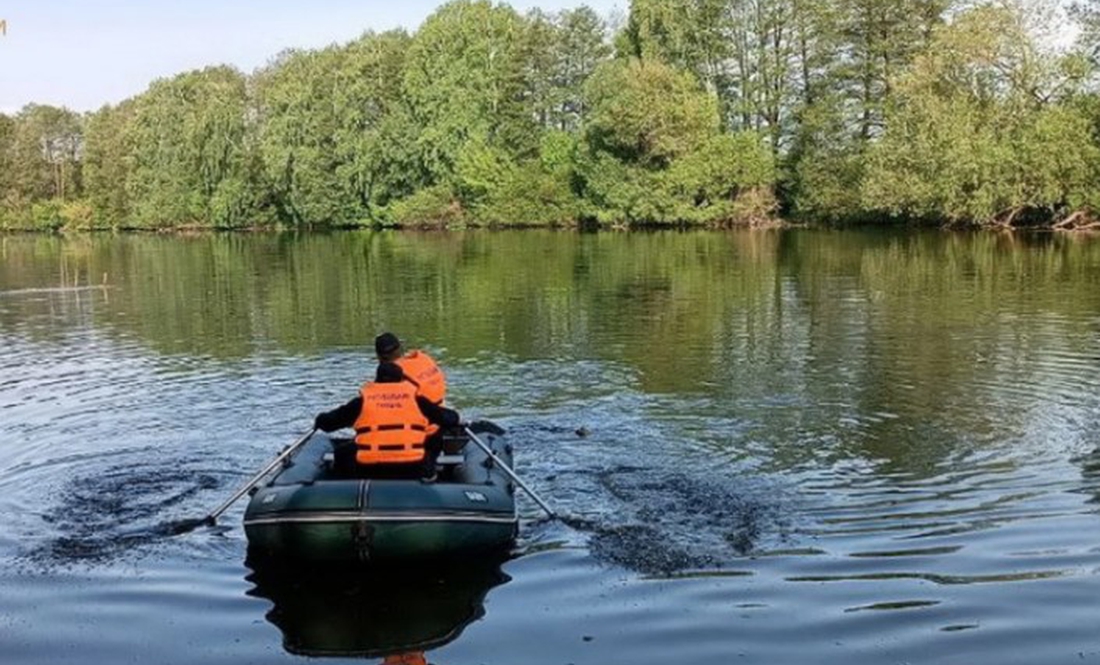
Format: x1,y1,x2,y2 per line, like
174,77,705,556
376,361,405,383
374,332,401,357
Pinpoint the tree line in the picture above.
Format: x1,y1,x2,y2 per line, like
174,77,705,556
3,0,1100,231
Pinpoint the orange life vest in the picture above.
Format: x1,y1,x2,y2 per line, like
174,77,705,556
353,381,429,465
396,350,446,405
383,654,427,665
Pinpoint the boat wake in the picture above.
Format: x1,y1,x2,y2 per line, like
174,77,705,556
551,466,796,576
20,461,225,568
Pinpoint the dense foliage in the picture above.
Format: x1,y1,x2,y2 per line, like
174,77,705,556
2,0,1100,230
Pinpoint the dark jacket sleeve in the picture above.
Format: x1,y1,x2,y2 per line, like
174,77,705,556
417,396,460,428
315,396,362,432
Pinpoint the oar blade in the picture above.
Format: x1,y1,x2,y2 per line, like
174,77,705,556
163,516,214,536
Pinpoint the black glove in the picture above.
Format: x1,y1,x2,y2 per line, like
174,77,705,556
314,413,330,432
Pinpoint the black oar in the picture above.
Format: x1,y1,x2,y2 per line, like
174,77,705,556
464,425,556,519
172,427,318,534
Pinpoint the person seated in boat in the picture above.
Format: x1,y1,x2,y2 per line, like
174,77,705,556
374,332,447,406
314,361,460,481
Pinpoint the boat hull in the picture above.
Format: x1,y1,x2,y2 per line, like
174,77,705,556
245,516,517,562
244,423,518,562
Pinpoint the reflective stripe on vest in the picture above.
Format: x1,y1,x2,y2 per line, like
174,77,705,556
396,350,447,405
353,381,430,465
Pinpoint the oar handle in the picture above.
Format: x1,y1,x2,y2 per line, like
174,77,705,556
205,427,318,524
464,426,556,519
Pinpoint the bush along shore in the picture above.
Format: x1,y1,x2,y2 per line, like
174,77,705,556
5,0,1100,233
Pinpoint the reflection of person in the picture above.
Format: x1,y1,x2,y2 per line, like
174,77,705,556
382,652,428,665
375,332,447,405
315,361,460,481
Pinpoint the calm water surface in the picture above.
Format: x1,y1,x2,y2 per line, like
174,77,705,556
1,229,1099,664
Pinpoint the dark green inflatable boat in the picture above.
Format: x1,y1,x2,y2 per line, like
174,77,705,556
244,422,518,563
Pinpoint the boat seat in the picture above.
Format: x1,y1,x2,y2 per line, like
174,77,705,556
435,454,465,467
327,451,461,468
441,435,469,455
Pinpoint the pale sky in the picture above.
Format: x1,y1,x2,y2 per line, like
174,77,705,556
0,1,623,114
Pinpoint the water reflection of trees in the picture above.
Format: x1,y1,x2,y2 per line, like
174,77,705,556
1,230,1098,476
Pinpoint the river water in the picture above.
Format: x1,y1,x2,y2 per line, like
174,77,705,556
1,229,1099,664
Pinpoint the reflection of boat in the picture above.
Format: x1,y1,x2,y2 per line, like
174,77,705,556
246,558,509,658
244,422,518,562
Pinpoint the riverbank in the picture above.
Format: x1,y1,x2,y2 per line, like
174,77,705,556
4,214,1100,234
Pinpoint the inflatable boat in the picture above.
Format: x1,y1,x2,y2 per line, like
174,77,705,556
244,422,518,562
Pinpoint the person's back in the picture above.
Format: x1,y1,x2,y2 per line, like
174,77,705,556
353,376,430,466
315,360,460,480
375,333,447,405
395,349,446,405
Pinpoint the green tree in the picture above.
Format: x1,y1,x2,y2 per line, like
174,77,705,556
787,0,951,219
402,0,535,186
584,58,720,167
0,105,84,229
10,105,83,204
839,0,948,141
0,113,14,226
523,9,562,130
256,32,420,227
861,4,1100,226
83,101,135,228
254,47,350,226
456,131,583,225
668,131,777,224
125,66,261,229
788,92,868,219
579,58,776,225
333,30,416,223
552,7,612,131
522,7,611,132
626,0,730,96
